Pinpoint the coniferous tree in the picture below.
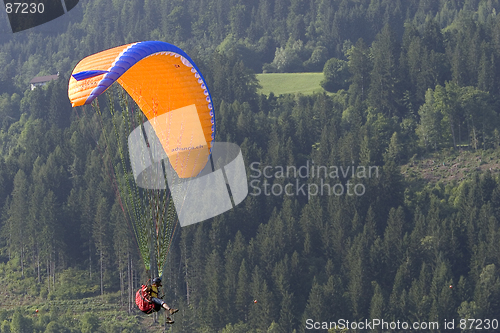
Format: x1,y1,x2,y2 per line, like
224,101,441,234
203,249,224,331
7,170,29,278
473,264,500,318
93,197,110,295
111,200,132,306
368,24,401,117
302,277,326,324
347,38,371,103
345,233,370,319
369,281,385,332
40,190,59,292
235,259,250,322
249,266,275,331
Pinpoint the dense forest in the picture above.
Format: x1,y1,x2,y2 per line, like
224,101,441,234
1,0,500,332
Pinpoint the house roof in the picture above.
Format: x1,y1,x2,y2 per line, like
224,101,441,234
29,74,59,84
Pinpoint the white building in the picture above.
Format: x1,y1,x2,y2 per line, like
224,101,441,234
29,73,59,90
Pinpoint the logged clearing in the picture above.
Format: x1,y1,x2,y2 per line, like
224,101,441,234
256,72,325,96
402,149,500,185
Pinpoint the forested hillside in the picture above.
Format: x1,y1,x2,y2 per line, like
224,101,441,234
1,1,500,332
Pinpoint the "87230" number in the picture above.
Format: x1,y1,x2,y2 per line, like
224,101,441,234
459,319,499,330
6,2,45,14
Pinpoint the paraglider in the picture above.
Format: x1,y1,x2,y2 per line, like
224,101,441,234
68,41,216,315
136,277,178,323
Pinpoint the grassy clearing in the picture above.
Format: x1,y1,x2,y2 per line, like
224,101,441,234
0,263,168,332
0,292,168,333
256,72,326,96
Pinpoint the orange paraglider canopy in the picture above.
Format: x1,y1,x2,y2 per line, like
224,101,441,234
68,41,215,178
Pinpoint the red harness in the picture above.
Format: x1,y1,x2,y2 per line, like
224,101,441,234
135,284,154,314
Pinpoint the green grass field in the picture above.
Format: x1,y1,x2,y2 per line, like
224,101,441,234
256,72,326,96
